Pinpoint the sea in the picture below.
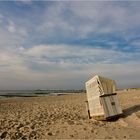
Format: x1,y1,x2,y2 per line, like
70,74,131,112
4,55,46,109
0,90,66,98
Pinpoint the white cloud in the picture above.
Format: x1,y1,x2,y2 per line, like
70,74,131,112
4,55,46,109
0,17,28,52
8,25,16,33
6,20,28,37
0,43,139,89
25,44,139,64
36,1,140,40
0,2,140,89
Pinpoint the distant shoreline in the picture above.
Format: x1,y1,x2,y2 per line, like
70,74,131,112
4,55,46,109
0,92,84,99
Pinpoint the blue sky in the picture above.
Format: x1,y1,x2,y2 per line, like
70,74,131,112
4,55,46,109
0,1,140,90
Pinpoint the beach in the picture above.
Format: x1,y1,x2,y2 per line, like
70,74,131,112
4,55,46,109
0,90,140,139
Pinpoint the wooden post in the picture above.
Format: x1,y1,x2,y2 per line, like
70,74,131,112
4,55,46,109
85,101,91,119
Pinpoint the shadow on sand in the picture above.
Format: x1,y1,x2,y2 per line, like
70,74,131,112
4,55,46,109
106,104,140,122
122,104,140,118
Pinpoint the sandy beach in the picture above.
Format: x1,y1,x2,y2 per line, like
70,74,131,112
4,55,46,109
0,90,140,139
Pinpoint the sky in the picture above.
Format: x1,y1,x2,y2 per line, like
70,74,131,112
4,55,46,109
0,1,140,90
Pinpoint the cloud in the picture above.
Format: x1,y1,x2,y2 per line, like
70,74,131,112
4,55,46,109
0,15,28,52
6,19,28,36
0,1,140,89
2,1,140,48
25,44,139,64
7,20,16,33
35,1,140,42
0,43,139,89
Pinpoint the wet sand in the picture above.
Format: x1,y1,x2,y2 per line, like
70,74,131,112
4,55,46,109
0,90,140,139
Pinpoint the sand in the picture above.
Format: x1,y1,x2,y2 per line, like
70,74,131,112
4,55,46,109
0,90,140,139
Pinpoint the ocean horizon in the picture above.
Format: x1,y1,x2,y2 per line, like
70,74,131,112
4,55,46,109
0,90,84,98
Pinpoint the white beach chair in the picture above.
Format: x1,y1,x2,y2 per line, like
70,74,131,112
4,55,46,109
85,75,123,120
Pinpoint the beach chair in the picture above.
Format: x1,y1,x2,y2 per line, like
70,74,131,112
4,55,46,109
85,75,123,120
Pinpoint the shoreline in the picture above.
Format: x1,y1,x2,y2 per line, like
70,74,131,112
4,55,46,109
0,92,84,99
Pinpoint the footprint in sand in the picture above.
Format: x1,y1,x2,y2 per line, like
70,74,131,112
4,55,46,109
118,118,128,127
125,113,140,127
